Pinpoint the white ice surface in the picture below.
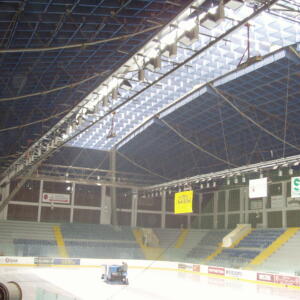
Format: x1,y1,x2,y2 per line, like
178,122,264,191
0,267,299,300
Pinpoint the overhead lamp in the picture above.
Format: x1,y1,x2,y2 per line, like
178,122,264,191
213,182,216,188
242,176,246,183
278,169,283,177
147,56,161,71
206,182,210,188
164,43,178,58
121,79,132,90
138,69,145,82
224,0,244,10
200,184,204,189
97,176,100,180
289,168,294,175
227,178,230,185
259,173,264,179
200,1,225,30
234,177,238,184
179,26,199,46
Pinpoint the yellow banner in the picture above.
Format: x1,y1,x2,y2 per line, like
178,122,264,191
174,190,193,214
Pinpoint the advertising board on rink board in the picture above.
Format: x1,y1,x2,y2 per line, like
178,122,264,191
225,268,243,278
208,266,225,276
178,263,200,272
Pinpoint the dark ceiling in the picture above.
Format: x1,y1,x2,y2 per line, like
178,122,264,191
0,0,193,173
118,47,300,180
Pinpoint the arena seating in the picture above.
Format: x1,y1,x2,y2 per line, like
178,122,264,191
0,220,57,256
61,223,136,241
153,228,181,248
186,230,230,261
258,230,300,275
209,229,285,268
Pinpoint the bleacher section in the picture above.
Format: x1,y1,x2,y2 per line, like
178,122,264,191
258,230,300,275
210,229,284,268
0,220,57,256
1,220,298,273
61,224,143,259
61,223,136,241
153,228,180,248
186,230,230,262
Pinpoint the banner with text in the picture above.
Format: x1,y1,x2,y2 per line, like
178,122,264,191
174,190,193,214
42,192,70,204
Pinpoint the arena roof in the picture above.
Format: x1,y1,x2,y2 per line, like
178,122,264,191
0,0,300,185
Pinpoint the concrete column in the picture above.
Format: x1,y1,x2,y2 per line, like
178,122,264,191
282,181,287,228
70,182,75,223
110,149,117,226
225,190,229,229
240,188,244,224
100,185,111,224
262,197,268,228
244,188,249,224
37,180,43,222
0,182,9,220
161,191,166,228
213,191,218,229
131,188,138,227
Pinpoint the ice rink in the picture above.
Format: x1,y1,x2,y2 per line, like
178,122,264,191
0,266,300,300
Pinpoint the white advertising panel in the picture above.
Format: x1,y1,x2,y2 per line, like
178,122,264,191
291,177,300,198
42,192,70,204
249,178,268,199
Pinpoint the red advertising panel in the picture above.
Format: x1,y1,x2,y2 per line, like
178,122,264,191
275,275,300,287
208,266,225,276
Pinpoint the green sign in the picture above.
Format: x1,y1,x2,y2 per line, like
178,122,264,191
291,177,300,198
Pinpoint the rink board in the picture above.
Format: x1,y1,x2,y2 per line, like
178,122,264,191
0,256,299,289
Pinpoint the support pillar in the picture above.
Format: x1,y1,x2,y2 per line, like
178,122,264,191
0,182,9,220
38,180,43,222
213,191,218,229
161,191,166,228
100,185,111,224
262,196,268,228
225,190,229,229
110,149,118,226
282,181,287,228
131,188,138,227
70,182,75,223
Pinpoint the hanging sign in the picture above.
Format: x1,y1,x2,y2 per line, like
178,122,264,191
249,178,267,199
174,190,193,214
42,193,70,204
291,177,300,198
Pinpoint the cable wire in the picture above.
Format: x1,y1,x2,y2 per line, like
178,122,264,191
160,118,237,167
116,150,170,181
0,72,102,103
0,24,162,54
209,84,300,152
0,109,69,133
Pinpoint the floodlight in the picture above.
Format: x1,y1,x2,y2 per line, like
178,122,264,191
179,26,199,46
224,0,244,10
121,79,132,90
200,1,225,30
164,43,178,58
147,56,161,71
